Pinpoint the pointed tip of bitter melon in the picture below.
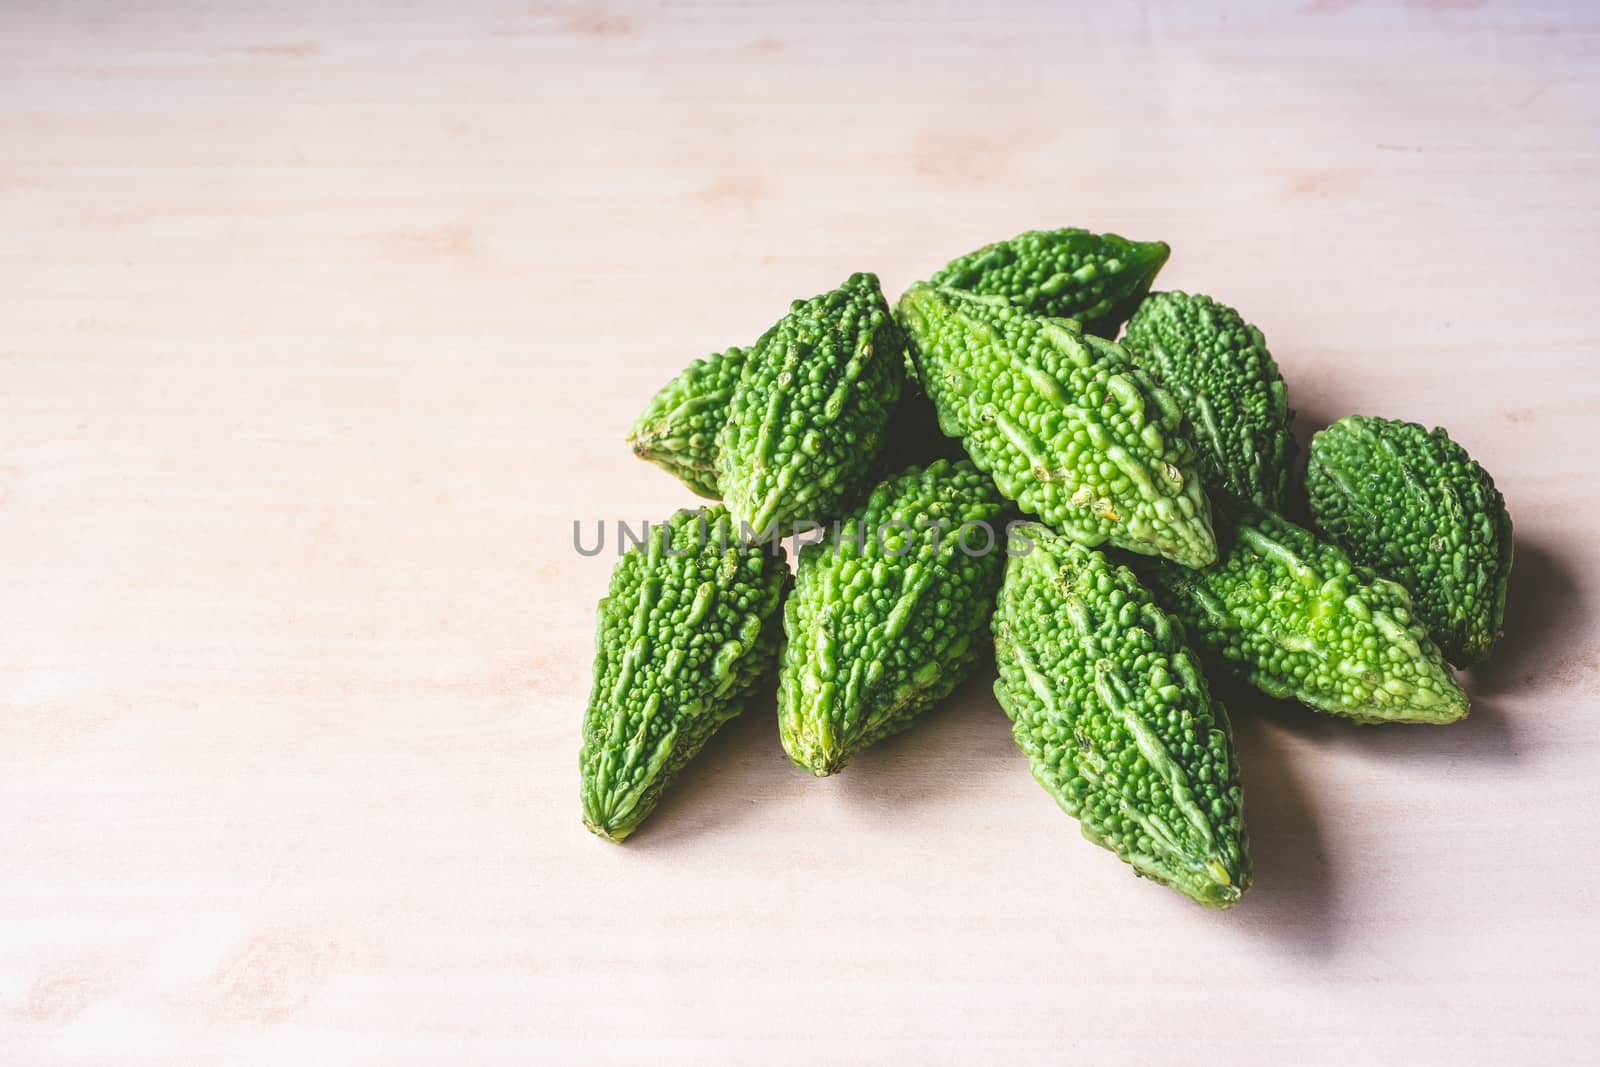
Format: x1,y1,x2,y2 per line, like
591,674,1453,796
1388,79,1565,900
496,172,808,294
779,722,859,777
1125,825,1252,910
796,752,852,778
1081,236,1171,337
582,791,642,844
625,433,663,469
1134,238,1172,276
582,800,639,844
1125,474,1218,570
778,681,864,777
1168,509,1219,570
1149,837,1251,910
583,817,635,844
1186,854,1253,910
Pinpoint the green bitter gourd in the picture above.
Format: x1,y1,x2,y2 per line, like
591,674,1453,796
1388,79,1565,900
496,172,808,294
717,272,905,540
777,459,1009,775
626,345,746,499
1306,415,1512,667
628,347,962,499
897,283,1217,568
1138,508,1469,725
580,506,788,842
928,228,1171,338
992,523,1251,909
1121,291,1296,509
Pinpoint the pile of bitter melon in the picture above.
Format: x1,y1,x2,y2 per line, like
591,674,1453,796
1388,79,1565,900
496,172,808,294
580,228,1513,909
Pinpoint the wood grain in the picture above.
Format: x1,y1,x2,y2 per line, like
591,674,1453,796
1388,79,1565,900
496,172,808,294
3,1,1598,1062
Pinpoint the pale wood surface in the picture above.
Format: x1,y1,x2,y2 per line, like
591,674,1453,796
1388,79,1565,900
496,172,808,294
4,1,1599,1062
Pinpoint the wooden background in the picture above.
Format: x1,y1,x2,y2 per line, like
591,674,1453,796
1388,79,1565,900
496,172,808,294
4,1,1598,1062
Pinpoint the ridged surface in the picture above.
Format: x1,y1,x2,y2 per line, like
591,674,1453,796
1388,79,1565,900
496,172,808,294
626,345,746,499
928,228,1170,337
1139,509,1469,724
1121,291,1296,509
717,273,905,539
777,459,1009,775
625,344,964,501
1307,416,1512,666
992,524,1250,909
580,507,788,842
897,284,1217,567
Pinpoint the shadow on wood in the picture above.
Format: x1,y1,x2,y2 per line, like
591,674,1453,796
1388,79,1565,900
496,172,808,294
621,666,1017,849
1227,701,1341,959
825,666,1016,809
618,676,791,850
1470,536,1586,702
1246,683,1520,769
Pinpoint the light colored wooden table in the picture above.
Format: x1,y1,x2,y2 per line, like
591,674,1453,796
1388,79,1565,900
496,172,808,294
4,1,1598,1062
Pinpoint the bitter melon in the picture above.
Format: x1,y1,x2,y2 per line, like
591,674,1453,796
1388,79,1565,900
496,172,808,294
626,345,746,499
897,284,1217,567
1121,291,1296,509
717,273,905,541
580,506,788,842
1138,508,1469,725
1306,416,1512,667
928,228,1170,337
992,523,1250,909
777,459,1009,775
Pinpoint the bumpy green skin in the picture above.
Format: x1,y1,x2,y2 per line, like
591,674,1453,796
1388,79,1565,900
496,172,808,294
717,273,905,540
1121,292,1296,510
928,228,1170,338
626,346,746,499
1306,416,1512,667
625,336,956,502
1139,509,1469,725
580,507,787,842
992,525,1250,909
897,284,1217,568
778,460,1008,775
